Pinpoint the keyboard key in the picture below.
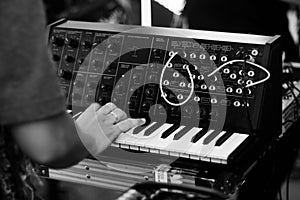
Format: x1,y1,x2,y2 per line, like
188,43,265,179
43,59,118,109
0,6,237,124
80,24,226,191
185,129,215,156
173,126,192,140
133,125,147,135
165,127,201,153
215,131,234,146
203,129,223,145
161,124,180,138
133,123,173,149
146,125,184,150
191,128,208,143
208,133,249,164
144,122,163,136
199,131,226,158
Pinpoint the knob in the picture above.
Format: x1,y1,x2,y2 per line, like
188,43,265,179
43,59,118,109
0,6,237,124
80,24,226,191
210,55,217,61
72,93,82,100
58,69,72,80
226,87,233,93
198,75,205,80
52,54,60,62
209,85,216,91
211,75,218,82
65,38,79,48
85,94,94,101
145,88,154,96
82,41,92,49
163,80,169,85
177,94,184,100
247,71,255,77
199,54,206,60
251,49,259,56
148,74,157,82
201,84,207,90
230,73,237,79
152,48,162,57
237,79,244,85
211,98,217,104
179,82,186,88
233,101,241,107
173,72,179,78
190,53,196,59
74,80,84,88
236,88,242,94
132,74,141,82
223,68,230,74
64,55,75,63
221,56,227,62
142,102,151,110
51,36,64,46
128,101,135,108
184,106,193,115
77,58,85,65
246,80,253,85
91,59,102,68
100,84,108,90
87,82,97,89
194,96,200,102
98,97,108,105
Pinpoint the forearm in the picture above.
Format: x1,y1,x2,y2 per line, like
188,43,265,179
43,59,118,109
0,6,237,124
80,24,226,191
12,112,89,169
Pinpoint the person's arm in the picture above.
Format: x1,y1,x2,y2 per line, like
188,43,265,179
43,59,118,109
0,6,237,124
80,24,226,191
0,0,145,169
11,102,145,169
12,112,89,169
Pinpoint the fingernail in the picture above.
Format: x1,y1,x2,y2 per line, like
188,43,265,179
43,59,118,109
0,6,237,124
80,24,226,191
140,118,146,124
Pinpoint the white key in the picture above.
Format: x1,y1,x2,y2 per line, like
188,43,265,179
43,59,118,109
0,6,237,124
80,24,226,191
145,125,186,154
164,127,202,154
114,129,134,149
185,129,215,159
132,123,173,151
123,122,157,145
208,133,249,164
199,130,227,159
114,122,157,148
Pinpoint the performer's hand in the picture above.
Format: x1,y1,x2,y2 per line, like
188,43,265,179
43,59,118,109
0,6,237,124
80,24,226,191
75,102,145,159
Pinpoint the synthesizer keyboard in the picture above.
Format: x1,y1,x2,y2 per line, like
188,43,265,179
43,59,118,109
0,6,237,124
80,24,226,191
112,123,249,164
40,20,283,195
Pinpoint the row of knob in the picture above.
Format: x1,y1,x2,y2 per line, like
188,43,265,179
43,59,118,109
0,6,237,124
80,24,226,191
51,36,93,49
163,80,252,94
178,49,258,60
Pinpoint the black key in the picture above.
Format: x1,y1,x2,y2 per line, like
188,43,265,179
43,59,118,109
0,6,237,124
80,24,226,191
132,120,151,135
161,124,180,139
144,122,162,136
173,126,191,140
215,131,234,146
133,125,147,135
203,129,221,145
191,128,208,143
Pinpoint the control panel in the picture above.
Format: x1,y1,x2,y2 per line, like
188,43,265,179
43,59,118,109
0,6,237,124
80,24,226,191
49,20,281,134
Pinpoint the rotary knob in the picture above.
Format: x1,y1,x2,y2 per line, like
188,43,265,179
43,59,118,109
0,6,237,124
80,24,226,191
82,41,92,49
87,82,97,89
65,38,79,48
74,80,84,88
64,55,75,63
142,102,151,110
145,88,154,96
58,69,72,80
52,54,60,62
51,36,65,47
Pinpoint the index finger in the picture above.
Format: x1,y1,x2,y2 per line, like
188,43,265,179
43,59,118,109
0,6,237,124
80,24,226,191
115,118,146,133
98,102,117,115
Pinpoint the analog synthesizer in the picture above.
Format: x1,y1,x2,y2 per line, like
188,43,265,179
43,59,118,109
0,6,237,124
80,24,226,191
40,20,283,196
